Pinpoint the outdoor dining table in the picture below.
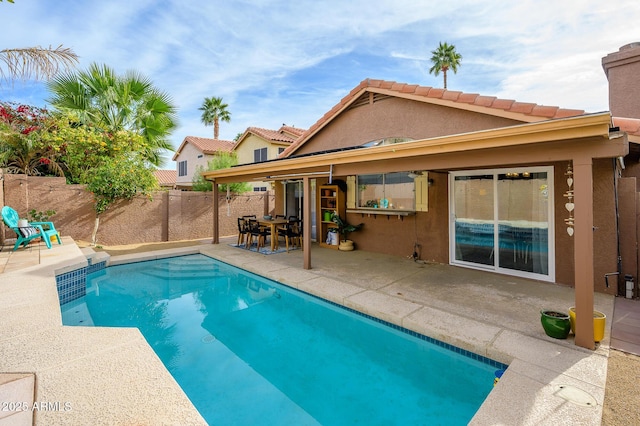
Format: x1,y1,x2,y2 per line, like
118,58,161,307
256,218,289,251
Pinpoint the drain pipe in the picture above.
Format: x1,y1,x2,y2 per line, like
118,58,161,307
611,157,624,295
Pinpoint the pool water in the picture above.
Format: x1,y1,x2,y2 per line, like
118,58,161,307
61,254,500,425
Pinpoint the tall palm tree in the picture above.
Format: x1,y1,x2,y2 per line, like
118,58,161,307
0,45,78,86
47,63,177,167
429,42,462,89
199,96,231,139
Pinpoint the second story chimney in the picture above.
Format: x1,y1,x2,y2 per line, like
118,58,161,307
602,42,640,119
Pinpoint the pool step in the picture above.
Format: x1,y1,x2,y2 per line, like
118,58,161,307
141,260,226,280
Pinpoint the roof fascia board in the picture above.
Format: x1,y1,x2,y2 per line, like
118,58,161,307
203,113,612,182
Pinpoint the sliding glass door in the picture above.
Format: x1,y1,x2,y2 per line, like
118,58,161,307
450,167,554,281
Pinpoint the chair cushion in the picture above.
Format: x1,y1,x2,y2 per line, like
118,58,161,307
19,226,39,238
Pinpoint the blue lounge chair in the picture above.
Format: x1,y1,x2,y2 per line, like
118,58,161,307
1,206,61,251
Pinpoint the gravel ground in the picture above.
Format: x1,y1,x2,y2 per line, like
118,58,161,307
602,349,640,425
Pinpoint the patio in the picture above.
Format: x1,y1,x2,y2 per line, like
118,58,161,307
0,237,614,424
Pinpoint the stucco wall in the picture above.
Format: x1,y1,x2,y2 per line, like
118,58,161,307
323,161,619,293
1,173,272,246
603,42,640,120
296,97,522,155
174,143,214,186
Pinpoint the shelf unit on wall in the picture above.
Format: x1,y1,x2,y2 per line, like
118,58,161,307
318,184,345,249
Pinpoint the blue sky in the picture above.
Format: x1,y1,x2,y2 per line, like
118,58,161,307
2,0,640,168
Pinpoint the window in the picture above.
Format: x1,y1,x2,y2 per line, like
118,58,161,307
278,147,285,155
253,186,267,192
178,160,187,177
197,154,203,158
254,147,268,163
356,172,415,210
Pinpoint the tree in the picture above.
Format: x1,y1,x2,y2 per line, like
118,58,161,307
47,63,177,167
192,151,250,193
1,46,78,86
85,155,157,245
199,96,231,139
429,42,462,89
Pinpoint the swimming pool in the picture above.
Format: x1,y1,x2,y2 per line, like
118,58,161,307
61,254,503,425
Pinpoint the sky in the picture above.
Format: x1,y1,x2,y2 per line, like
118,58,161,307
2,0,640,168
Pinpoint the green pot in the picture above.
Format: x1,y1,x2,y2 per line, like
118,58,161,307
540,310,571,339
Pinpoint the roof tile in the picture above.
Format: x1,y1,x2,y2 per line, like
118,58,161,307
281,78,593,157
457,93,479,104
509,102,536,114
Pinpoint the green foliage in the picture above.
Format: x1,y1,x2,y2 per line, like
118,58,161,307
28,209,56,222
47,63,177,167
199,96,231,139
331,212,363,241
39,111,148,183
191,151,250,194
429,42,462,89
85,156,157,215
0,102,64,176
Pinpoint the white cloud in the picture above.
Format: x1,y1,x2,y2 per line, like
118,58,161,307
2,0,640,163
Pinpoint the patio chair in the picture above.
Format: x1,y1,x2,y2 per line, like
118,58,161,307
1,206,61,251
246,219,269,250
278,219,302,252
237,217,250,246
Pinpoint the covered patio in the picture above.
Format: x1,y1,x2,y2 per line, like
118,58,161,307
204,112,628,350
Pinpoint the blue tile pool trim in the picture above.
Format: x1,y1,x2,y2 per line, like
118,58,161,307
69,253,508,371
318,297,508,371
56,260,106,305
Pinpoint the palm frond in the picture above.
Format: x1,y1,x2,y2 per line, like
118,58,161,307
0,45,78,86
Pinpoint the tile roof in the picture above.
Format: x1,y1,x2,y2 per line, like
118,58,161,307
238,125,307,146
172,136,235,161
613,117,640,139
281,78,587,157
154,169,177,187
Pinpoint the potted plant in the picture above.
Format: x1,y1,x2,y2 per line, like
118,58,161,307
568,307,607,343
331,212,363,251
540,309,571,339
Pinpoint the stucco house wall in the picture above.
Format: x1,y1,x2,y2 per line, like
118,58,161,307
295,97,522,155
174,142,211,187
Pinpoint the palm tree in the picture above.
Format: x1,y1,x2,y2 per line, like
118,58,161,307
0,45,78,86
429,42,462,89
199,96,231,139
47,63,177,167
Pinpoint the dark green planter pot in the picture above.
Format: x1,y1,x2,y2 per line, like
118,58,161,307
540,310,571,339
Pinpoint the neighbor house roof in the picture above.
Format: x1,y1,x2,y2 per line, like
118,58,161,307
234,125,306,150
154,169,177,187
172,136,235,161
280,78,590,157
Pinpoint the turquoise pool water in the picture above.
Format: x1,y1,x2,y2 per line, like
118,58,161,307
61,254,501,425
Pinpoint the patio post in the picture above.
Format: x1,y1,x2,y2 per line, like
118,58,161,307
303,176,312,269
212,181,219,244
573,155,595,349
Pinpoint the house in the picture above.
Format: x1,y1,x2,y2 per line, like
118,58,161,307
153,169,177,189
233,125,305,192
172,136,235,189
203,43,640,350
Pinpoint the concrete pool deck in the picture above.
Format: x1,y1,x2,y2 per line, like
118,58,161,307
1,237,613,424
